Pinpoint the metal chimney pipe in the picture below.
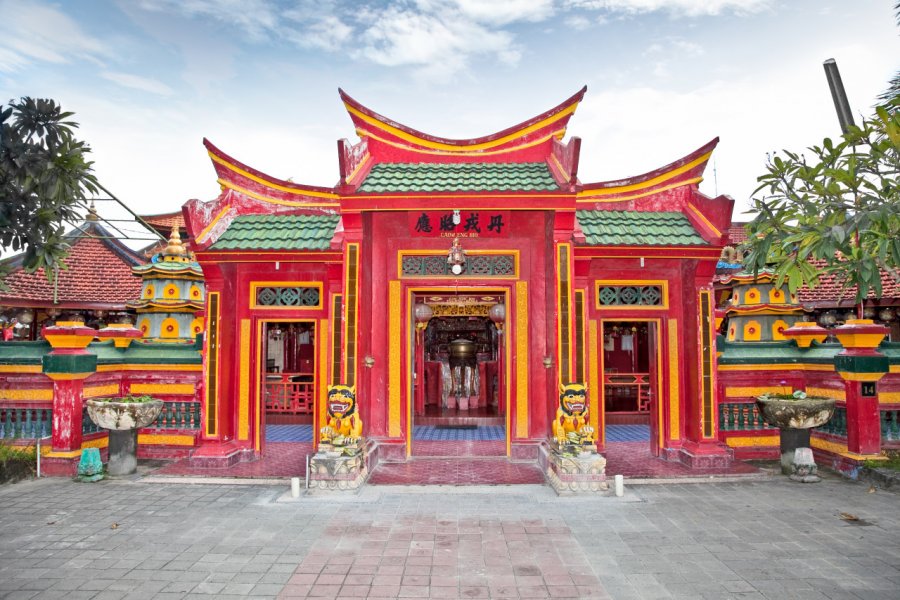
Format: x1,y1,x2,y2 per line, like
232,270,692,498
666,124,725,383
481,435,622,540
823,58,856,133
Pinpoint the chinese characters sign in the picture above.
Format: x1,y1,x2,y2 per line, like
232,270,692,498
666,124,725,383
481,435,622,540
408,210,510,238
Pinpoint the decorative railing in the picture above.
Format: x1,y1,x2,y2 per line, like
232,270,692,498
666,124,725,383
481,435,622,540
82,408,101,435
150,401,202,430
718,401,776,432
883,409,900,443
1,407,52,439
819,406,847,438
604,373,651,413
265,373,314,414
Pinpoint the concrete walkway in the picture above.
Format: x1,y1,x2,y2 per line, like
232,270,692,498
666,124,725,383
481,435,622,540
0,473,897,599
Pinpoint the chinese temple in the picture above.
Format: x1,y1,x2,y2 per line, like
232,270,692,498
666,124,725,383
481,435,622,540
182,86,738,468
2,87,898,482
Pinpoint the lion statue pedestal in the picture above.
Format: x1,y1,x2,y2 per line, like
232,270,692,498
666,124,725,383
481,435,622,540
543,383,609,495
309,385,369,492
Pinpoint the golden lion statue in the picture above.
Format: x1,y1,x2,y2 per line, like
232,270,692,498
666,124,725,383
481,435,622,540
552,383,595,445
320,384,363,443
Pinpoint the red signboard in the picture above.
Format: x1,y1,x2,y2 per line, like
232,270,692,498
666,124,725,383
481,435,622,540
408,210,510,238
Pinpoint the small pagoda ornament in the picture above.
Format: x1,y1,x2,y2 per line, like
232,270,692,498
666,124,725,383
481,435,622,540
128,227,205,342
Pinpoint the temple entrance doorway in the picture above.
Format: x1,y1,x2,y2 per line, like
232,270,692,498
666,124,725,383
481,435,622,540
411,293,506,457
601,320,660,456
258,321,315,450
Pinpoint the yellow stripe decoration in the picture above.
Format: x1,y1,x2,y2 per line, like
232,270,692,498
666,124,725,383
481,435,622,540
138,434,196,446
578,151,712,197
879,392,900,404
0,389,53,401
208,151,339,198
389,281,402,438
811,436,887,460
668,320,681,440
687,202,722,238
217,179,340,208
318,318,330,445
805,387,846,401
0,365,41,374
129,384,196,396
84,384,120,399
516,281,529,438
238,319,250,440
588,320,600,436
725,386,792,399
345,102,577,152
725,435,779,448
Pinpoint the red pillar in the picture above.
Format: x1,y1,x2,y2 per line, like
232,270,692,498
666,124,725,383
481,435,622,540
834,319,890,458
50,377,89,452
844,381,881,455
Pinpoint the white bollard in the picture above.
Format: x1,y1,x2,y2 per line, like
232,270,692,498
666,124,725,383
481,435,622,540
291,477,301,498
614,474,624,497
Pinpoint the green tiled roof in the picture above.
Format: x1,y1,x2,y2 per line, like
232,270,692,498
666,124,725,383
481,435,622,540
576,210,708,246
209,214,339,251
357,162,558,193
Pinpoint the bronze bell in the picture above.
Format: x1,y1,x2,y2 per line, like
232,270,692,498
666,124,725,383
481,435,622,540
448,338,476,360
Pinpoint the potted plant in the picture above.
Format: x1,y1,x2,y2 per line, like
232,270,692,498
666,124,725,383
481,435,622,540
756,390,835,481
85,395,164,476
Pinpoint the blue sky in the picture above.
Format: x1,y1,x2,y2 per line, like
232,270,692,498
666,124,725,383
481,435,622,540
1,0,897,241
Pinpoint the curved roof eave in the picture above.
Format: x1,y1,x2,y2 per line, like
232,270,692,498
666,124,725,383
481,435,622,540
339,86,587,153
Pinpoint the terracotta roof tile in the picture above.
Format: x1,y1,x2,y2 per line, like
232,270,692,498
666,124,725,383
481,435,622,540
0,223,145,308
798,266,900,306
141,211,186,232
727,222,748,245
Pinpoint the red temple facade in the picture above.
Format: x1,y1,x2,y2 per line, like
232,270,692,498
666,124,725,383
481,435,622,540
182,87,736,468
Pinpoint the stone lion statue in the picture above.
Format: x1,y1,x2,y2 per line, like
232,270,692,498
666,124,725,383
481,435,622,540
552,382,595,446
320,384,363,443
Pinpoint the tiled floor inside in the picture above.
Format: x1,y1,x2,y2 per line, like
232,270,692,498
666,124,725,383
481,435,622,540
413,425,505,441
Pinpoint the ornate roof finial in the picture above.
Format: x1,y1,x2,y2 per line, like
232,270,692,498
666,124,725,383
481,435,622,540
163,225,188,260
86,200,99,222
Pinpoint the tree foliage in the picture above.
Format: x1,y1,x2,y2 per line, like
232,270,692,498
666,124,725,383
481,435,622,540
743,98,900,303
0,98,99,283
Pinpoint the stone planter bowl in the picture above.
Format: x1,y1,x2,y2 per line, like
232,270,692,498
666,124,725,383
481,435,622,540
85,398,164,431
755,396,836,430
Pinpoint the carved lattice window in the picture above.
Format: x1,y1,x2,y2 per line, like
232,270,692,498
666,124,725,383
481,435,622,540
400,254,516,277
597,285,664,306
255,286,320,307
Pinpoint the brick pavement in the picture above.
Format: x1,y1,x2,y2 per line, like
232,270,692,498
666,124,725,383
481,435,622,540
0,473,897,599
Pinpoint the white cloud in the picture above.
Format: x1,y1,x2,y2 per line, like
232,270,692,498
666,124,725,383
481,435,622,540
445,0,556,25
355,5,521,79
131,0,534,81
100,72,175,96
565,14,593,30
287,15,353,51
0,0,105,71
566,0,772,17
137,0,279,40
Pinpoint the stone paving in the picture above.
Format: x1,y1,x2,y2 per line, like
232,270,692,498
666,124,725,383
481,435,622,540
0,472,898,599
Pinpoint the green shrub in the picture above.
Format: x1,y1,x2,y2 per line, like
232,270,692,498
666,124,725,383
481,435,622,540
0,442,36,484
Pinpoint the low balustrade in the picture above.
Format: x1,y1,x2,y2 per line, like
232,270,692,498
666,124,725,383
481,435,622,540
1,407,52,440
149,401,202,430
82,407,101,435
718,401,775,432
883,409,900,443
603,373,651,413
818,406,847,438
265,373,314,414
